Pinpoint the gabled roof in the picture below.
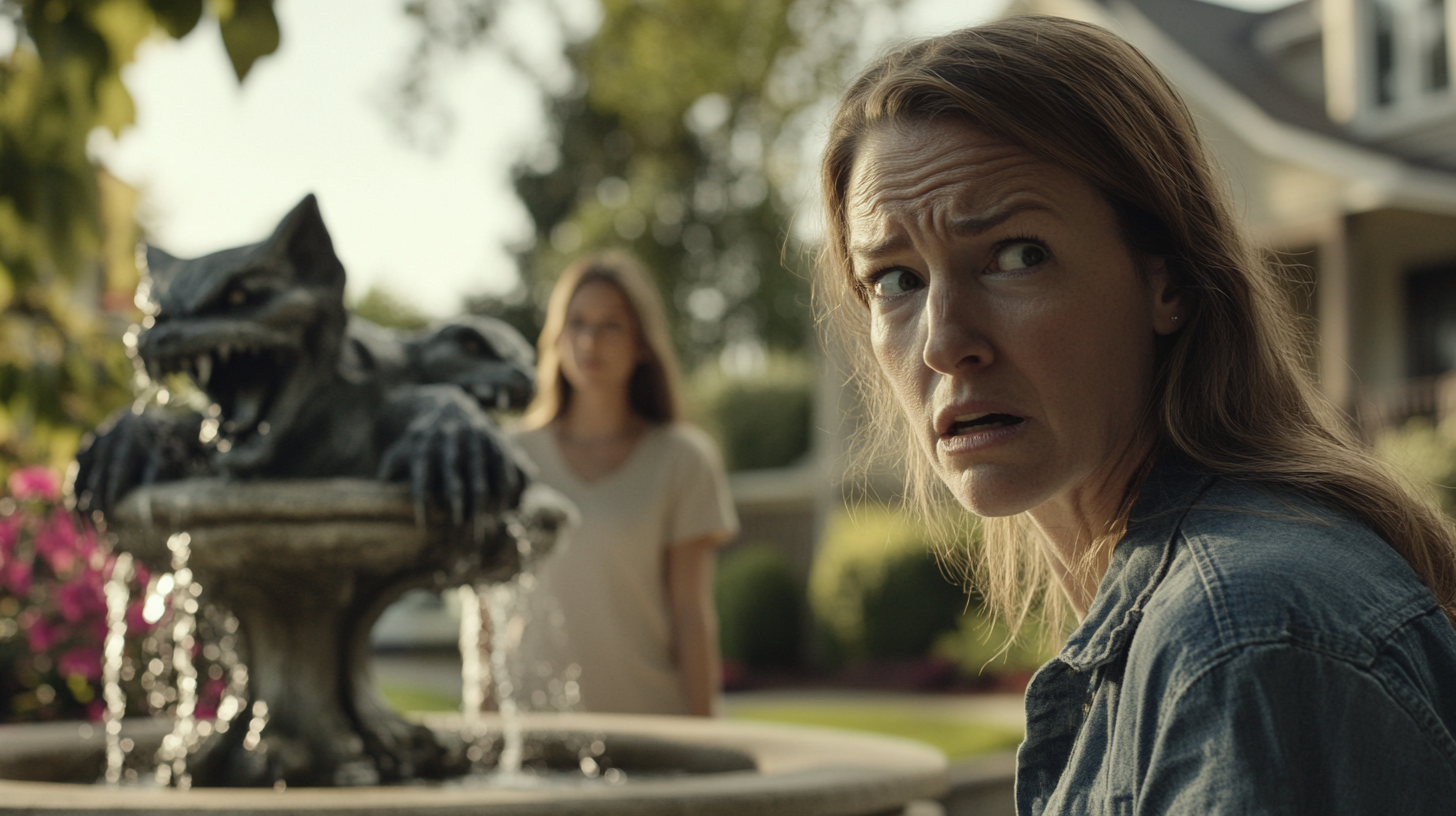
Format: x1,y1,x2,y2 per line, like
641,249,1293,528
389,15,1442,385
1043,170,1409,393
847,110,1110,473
1063,0,1456,211
1117,0,1348,141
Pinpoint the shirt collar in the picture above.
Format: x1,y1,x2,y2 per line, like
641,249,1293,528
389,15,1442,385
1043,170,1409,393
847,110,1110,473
1056,453,1217,672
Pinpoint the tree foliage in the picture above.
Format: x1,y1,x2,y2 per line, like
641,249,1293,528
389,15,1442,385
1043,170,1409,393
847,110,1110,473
394,0,896,367
0,0,279,476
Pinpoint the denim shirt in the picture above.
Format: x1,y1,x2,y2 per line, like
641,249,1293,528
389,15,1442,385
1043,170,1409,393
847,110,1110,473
1017,457,1456,815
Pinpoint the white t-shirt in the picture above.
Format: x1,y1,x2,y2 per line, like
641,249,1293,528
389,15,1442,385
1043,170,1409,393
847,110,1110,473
508,422,738,715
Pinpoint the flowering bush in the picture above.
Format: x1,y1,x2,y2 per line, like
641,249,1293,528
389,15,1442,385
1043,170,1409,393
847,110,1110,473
0,466,132,720
0,467,242,726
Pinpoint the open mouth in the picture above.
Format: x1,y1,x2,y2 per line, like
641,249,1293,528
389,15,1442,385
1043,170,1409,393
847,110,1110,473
146,342,293,445
946,413,1026,436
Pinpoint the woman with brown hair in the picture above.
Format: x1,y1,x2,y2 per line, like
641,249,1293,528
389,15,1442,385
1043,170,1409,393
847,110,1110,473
819,16,1456,813
510,250,737,717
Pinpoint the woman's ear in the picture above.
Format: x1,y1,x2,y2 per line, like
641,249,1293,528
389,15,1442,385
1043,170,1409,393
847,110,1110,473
1146,256,1184,335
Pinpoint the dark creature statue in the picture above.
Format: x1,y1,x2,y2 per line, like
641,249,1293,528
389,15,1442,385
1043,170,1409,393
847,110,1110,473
69,195,554,787
73,194,536,527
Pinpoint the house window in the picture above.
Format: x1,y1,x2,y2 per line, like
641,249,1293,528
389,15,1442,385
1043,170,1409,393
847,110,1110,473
1376,0,1398,105
1430,0,1450,91
1370,0,1453,107
1405,264,1456,378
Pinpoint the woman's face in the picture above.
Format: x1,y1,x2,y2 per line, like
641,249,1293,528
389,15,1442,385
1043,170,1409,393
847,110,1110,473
845,119,1179,521
557,279,643,395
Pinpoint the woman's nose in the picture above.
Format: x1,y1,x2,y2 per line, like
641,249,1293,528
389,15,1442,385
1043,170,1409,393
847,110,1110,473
921,283,993,375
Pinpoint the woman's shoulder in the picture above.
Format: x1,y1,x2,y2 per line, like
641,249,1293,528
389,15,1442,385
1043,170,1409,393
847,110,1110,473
654,422,727,466
1141,478,1445,668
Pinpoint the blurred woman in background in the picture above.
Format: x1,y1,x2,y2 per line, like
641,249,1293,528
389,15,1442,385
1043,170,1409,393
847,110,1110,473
511,251,737,717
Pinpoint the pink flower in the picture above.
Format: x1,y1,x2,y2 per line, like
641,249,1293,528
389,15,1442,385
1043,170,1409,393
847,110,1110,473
35,510,80,575
196,678,227,720
24,616,60,653
125,598,155,633
8,467,60,502
56,574,104,623
1,557,31,596
58,647,102,681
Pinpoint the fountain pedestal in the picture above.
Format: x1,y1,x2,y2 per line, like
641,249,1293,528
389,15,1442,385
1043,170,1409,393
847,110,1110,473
112,478,571,787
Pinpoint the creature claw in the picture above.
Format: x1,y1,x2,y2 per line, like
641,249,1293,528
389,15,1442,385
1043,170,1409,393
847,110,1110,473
467,434,488,527
442,427,464,526
410,438,431,529
104,428,137,517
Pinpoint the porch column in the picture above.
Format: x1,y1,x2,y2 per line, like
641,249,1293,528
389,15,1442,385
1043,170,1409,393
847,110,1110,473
1318,217,1355,416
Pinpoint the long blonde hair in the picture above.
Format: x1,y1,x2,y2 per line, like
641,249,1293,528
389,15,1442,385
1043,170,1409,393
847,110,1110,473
520,251,684,429
816,17,1456,631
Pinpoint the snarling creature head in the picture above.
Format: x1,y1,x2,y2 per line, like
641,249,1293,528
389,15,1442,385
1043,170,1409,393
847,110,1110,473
138,195,348,473
405,316,535,411
78,193,536,524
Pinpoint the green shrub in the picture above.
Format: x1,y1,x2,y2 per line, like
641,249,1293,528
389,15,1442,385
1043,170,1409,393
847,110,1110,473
1376,416,1456,517
715,545,803,670
931,610,1060,678
691,356,813,471
862,549,972,659
811,504,978,663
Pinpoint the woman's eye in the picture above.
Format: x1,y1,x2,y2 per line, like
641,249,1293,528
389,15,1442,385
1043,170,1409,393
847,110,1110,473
227,288,248,306
995,241,1049,272
872,268,924,297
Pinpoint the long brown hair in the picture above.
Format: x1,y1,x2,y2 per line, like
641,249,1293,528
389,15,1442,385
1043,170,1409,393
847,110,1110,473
521,250,683,429
817,16,1456,631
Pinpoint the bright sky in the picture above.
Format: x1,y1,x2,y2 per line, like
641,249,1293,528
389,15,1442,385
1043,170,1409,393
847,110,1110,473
87,0,1297,318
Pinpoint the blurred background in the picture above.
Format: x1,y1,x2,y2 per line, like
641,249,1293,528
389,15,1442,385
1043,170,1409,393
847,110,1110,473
5,0,1456,785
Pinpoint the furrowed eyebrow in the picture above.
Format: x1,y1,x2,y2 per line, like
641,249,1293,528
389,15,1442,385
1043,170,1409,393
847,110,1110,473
947,202,1047,237
848,201,1049,264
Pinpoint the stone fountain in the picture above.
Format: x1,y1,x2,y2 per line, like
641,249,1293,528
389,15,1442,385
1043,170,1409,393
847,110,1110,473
0,196,947,812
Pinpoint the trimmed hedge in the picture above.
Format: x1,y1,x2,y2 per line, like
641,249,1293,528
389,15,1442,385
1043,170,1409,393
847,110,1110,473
862,550,971,659
691,356,813,472
715,544,803,670
810,505,972,664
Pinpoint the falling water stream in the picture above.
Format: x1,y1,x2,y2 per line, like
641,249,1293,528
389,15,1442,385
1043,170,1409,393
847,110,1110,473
456,584,489,768
482,579,526,775
154,532,199,789
101,553,133,785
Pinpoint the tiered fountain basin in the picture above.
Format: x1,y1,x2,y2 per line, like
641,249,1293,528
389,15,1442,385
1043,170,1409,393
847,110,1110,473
104,477,576,787
0,712,948,815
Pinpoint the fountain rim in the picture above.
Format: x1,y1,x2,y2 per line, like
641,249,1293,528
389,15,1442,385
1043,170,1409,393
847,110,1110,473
0,712,949,814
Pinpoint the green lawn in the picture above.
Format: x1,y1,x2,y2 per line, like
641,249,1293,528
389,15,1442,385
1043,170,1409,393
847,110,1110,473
379,685,460,713
380,686,1023,760
730,705,1023,759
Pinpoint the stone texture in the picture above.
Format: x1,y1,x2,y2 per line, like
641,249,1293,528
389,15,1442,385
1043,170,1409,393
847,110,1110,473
110,478,572,787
